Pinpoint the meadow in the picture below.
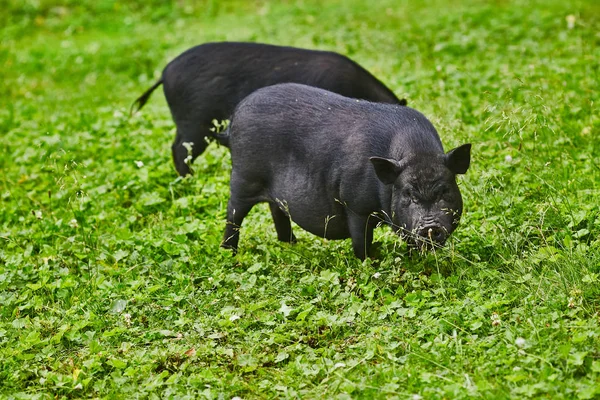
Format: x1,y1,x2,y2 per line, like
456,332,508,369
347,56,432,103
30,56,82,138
1,0,599,398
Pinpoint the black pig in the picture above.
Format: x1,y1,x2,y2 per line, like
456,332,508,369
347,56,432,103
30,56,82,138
220,83,471,259
131,42,406,176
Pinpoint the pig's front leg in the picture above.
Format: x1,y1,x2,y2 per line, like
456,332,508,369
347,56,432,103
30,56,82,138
348,215,375,260
269,202,297,243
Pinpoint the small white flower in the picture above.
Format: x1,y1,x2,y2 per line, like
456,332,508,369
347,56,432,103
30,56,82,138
123,313,132,326
372,272,381,279
566,14,576,29
491,312,501,326
34,210,43,219
229,315,240,322
134,160,144,168
184,155,192,165
182,142,194,153
515,337,526,348
176,332,183,339
334,362,346,369
69,219,79,228
504,155,513,163
74,383,83,390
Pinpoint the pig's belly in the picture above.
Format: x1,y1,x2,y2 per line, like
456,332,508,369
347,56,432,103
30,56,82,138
290,207,350,240
268,191,350,240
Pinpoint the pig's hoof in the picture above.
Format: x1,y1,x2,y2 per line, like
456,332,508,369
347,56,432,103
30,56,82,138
277,234,297,244
220,242,238,255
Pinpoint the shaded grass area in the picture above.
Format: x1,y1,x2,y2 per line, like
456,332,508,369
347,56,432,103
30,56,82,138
1,0,599,398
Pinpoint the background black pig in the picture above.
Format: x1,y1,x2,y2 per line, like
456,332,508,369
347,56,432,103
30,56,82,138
220,83,471,259
131,41,406,176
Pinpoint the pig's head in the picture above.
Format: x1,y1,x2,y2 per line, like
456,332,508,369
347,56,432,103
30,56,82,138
370,143,471,249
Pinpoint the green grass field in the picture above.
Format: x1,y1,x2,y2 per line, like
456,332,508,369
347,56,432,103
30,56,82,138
1,0,599,398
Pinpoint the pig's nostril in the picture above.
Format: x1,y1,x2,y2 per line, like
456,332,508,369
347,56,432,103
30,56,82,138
419,226,446,243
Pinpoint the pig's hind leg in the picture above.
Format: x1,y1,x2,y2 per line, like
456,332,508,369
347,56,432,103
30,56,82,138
269,202,297,244
221,174,263,254
221,199,255,254
171,120,210,176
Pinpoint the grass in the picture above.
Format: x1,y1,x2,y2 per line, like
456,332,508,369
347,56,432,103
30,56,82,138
1,0,599,398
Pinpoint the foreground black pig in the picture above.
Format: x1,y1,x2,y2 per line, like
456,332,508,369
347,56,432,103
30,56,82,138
131,41,406,176
220,83,471,260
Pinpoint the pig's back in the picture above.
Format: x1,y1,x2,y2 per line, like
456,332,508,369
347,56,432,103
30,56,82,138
228,83,442,164
163,42,354,102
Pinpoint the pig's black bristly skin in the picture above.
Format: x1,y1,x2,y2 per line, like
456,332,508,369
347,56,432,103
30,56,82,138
221,83,471,260
130,41,406,176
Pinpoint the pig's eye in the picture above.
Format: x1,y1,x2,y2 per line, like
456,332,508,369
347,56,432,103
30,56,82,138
438,187,450,201
408,190,419,204
402,188,418,204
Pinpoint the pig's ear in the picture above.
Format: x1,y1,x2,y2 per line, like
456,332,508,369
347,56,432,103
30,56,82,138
370,157,404,185
445,143,471,174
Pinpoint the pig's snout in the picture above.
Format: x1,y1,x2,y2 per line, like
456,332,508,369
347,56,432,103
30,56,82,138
415,225,448,248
